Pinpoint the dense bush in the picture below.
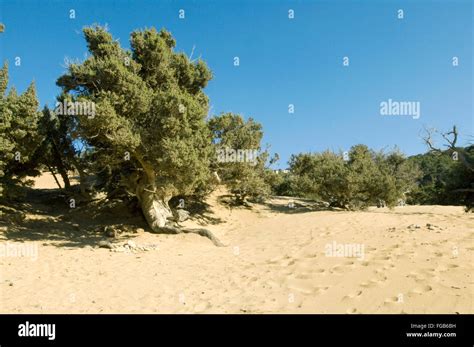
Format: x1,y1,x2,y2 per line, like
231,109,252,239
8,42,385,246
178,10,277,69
0,63,43,198
272,145,420,210
208,113,271,203
407,146,473,210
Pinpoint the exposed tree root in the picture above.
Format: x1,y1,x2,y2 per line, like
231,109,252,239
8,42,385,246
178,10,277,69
158,224,226,247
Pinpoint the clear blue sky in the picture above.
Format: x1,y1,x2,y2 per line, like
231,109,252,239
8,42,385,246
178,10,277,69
1,0,472,168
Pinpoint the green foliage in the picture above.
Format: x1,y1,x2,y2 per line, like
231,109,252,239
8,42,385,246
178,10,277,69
370,148,420,207
263,168,288,196
446,146,474,211
0,63,42,198
284,145,420,209
406,152,456,204
287,150,351,207
208,113,271,203
56,26,213,199
36,106,78,189
407,147,474,210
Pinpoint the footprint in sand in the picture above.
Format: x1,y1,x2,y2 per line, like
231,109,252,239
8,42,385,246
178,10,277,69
384,296,402,305
281,259,296,267
433,265,448,272
314,286,330,294
267,256,285,264
294,273,312,280
407,272,427,284
370,274,388,284
374,267,385,274
343,260,356,267
410,285,433,295
329,265,344,275
299,251,318,259
359,279,379,288
374,266,393,277
343,290,363,300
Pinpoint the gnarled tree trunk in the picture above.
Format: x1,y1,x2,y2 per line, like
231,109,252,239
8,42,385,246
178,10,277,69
134,165,225,247
138,187,173,230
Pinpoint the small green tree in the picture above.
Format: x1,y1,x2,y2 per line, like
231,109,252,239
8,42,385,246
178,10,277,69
0,63,42,198
344,145,379,208
372,149,420,207
287,145,419,209
36,106,78,189
289,151,351,206
208,113,271,203
422,126,473,211
406,153,455,204
0,64,13,197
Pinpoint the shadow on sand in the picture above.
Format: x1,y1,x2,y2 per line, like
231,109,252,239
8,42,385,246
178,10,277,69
0,187,224,249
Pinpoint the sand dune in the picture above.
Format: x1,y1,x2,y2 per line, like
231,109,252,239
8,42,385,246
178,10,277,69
0,176,472,313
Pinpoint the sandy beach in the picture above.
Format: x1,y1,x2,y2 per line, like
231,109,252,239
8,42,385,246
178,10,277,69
0,174,472,314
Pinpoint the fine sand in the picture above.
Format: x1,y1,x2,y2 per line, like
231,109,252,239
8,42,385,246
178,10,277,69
0,173,472,313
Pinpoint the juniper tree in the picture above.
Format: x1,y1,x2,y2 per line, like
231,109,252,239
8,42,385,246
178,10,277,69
0,63,42,198
56,26,224,244
288,151,351,206
422,126,474,211
0,64,13,197
36,106,76,189
373,149,420,205
208,113,271,203
345,145,385,208
287,145,420,209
